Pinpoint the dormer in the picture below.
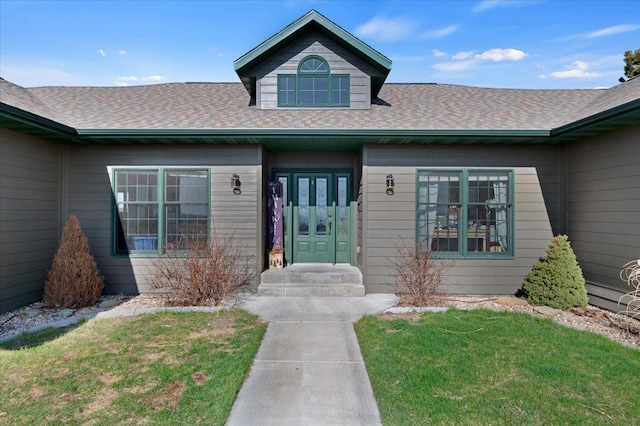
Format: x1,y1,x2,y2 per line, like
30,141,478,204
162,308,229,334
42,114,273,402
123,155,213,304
234,10,392,110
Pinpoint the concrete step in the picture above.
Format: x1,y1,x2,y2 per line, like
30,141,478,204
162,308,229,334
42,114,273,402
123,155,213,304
258,264,365,297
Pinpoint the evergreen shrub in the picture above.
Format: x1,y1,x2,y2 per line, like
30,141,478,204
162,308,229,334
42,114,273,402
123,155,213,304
520,234,587,310
43,215,105,308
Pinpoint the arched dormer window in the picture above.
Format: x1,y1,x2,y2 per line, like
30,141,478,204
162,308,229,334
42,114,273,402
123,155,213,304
278,56,349,107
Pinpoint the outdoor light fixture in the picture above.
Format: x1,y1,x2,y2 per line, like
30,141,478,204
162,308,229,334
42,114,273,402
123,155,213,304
386,174,394,195
231,174,241,194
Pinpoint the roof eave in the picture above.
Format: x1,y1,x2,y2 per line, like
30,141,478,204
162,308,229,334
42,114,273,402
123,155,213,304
76,128,549,138
0,103,78,139
550,98,640,140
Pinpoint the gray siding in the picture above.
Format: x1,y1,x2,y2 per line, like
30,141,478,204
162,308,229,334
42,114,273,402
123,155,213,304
62,144,263,295
0,128,60,313
361,144,564,295
567,125,640,310
249,31,383,110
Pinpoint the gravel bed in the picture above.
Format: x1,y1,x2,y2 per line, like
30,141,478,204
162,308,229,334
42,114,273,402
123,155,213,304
445,296,639,348
1,295,639,348
0,295,168,341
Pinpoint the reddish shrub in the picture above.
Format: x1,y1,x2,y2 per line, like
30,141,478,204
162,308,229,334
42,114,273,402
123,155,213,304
43,215,104,308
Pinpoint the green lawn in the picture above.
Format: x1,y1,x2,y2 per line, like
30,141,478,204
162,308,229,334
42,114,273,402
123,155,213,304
0,310,266,425
356,309,640,425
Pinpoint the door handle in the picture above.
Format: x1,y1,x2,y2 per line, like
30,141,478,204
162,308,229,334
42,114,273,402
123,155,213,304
328,221,332,235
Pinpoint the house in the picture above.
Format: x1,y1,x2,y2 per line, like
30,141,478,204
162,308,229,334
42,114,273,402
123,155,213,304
1,10,639,313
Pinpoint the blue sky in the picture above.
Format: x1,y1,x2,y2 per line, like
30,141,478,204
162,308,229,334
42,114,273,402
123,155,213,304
1,0,638,89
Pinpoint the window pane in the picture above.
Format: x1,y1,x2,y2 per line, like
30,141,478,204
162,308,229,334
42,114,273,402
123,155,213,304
278,75,296,105
300,57,328,73
337,177,348,236
316,178,327,235
331,75,349,105
299,76,329,106
298,178,310,235
164,170,208,249
115,170,159,252
417,171,460,252
468,171,510,253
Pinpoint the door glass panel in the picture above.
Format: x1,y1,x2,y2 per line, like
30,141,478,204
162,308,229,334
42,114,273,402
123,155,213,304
337,177,347,236
316,178,327,235
298,178,309,235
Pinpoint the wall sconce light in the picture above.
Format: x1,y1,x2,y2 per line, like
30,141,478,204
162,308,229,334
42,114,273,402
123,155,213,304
231,173,241,195
386,174,394,195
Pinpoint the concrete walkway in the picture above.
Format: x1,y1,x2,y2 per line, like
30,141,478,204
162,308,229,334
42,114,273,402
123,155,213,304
227,294,398,426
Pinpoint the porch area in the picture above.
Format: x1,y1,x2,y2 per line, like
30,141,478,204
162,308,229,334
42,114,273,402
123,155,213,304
258,264,364,297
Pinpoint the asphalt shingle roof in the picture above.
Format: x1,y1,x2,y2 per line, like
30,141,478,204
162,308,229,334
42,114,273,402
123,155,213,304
0,78,71,126
1,77,639,132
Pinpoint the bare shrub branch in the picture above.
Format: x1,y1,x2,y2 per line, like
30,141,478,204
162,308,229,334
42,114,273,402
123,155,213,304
150,233,255,306
389,241,452,306
619,260,640,321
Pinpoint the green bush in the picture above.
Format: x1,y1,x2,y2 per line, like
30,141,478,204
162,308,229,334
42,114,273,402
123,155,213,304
43,215,104,308
520,235,588,310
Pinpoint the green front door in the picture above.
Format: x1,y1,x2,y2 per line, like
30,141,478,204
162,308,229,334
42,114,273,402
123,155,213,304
276,171,352,264
293,173,332,263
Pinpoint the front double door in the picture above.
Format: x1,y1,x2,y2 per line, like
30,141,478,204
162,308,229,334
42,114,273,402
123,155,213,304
277,171,352,264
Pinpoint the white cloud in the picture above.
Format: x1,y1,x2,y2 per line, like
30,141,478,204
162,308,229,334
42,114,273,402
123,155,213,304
421,25,459,40
142,75,166,82
432,49,447,58
119,50,127,55
585,24,640,38
354,16,415,42
549,61,601,79
432,60,477,72
98,49,106,57
218,53,225,57
115,75,168,86
472,0,510,13
452,51,475,60
472,0,538,13
433,47,527,73
475,48,527,61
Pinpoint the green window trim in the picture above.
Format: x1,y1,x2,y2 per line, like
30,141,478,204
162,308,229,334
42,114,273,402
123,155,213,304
278,56,350,107
416,168,515,259
111,167,210,256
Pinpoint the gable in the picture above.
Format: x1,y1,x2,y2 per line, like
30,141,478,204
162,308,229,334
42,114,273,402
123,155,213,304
245,30,386,110
234,10,391,103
